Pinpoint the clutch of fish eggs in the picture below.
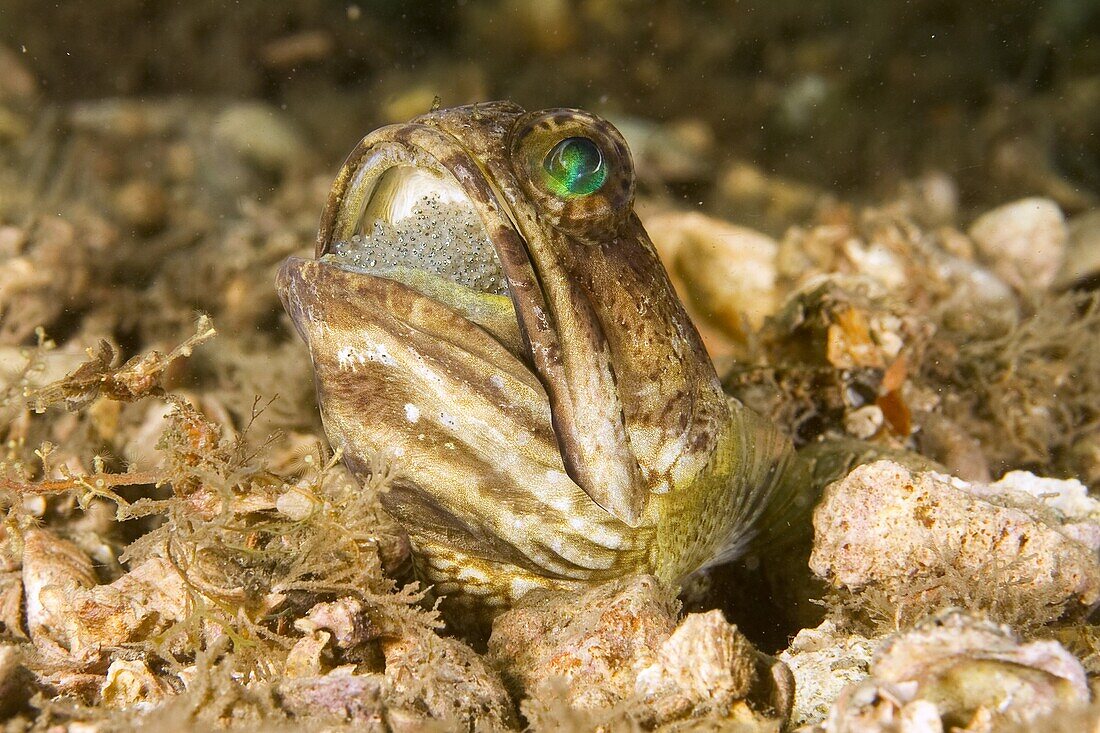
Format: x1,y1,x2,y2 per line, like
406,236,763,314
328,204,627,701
330,194,509,296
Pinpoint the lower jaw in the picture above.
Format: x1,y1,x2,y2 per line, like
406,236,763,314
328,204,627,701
318,256,525,359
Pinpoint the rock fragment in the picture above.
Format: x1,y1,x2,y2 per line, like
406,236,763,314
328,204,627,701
488,574,678,711
22,528,99,661
634,610,759,722
810,461,1100,628
778,620,875,728
645,211,779,355
22,529,189,669
276,672,386,726
489,574,786,728
284,630,332,679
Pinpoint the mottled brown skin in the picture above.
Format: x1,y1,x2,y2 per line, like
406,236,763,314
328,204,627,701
277,102,857,627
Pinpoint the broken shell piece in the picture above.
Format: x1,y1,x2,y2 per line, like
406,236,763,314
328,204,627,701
633,609,758,723
726,276,930,443
294,597,376,650
844,405,885,440
276,482,317,520
968,197,1067,290
23,529,188,668
778,620,876,728
809,461,1100,628
873,612,1088,698
22,528,99,661
820,611,1089,732
101,659,167,710
284,630,332,679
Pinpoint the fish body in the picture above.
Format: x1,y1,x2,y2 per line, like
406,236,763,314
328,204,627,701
278,102,816,624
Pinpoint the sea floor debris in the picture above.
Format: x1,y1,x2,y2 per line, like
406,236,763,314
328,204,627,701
1,10,1099,725
0,168,1096,730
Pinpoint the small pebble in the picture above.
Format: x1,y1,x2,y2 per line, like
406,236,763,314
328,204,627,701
212,102,309,172
113,180,168,234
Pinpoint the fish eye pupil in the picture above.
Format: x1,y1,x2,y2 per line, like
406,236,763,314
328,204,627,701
542,137,607,197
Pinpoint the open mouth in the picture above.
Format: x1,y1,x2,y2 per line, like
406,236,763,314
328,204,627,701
321,164,512,300
311,140,533,359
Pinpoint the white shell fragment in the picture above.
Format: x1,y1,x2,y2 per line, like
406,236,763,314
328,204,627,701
815,611,1089,732
101,659,168,710
778,620,875,728
22,528,99,660
967,197,1067,290
634,609,758,721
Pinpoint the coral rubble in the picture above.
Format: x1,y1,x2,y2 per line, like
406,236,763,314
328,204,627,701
810,461,1100,632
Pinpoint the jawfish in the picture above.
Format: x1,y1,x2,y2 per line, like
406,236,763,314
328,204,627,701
278,102,870,626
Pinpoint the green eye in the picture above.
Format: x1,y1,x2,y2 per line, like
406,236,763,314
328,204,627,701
542,137,607,197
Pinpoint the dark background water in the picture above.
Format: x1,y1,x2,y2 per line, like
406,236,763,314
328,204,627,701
3,0,1097,209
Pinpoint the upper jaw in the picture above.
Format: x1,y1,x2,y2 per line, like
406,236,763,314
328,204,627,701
315,123,547,339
